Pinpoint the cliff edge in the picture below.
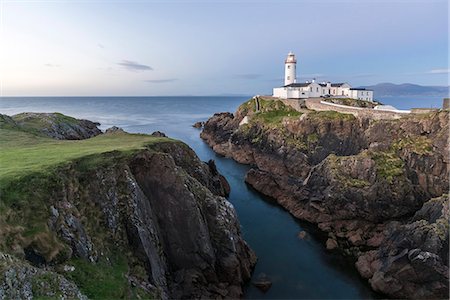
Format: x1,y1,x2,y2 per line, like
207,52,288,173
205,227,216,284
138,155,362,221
0,113,256,299
201,97,449,299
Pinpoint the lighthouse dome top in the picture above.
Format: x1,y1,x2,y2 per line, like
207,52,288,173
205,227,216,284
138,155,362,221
285,51,297,63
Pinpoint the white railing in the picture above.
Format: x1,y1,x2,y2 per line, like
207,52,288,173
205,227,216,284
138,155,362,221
319,101,411,114
319,101,364,110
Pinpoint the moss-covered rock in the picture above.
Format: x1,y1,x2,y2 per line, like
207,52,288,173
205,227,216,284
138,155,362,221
11,112,102,140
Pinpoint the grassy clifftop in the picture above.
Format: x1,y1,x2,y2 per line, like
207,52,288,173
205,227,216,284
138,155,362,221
0,114,174,299
0,126,170,185
1,112,255,300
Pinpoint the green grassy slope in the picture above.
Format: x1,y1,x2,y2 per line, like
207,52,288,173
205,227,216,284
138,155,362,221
0,128,169,185
0,117,174,299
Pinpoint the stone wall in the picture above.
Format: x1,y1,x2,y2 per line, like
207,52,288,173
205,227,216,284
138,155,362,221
411,108,439,114
443,98,449,110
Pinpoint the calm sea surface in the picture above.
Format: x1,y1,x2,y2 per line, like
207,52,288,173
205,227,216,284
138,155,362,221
0,96,386,299
376,95,445,110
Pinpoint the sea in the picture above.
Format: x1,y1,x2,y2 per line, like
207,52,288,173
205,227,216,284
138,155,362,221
2,94,438,298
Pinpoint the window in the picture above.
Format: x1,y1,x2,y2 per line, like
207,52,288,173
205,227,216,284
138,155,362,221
287,65,291,69
287,76,290,80
310,87,312,92
333,89,335,94
342,91,344,95
316,87,319,92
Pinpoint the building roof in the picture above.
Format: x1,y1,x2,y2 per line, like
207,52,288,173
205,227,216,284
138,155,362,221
350,88,373,91
284,82,358,88
284,83,310,87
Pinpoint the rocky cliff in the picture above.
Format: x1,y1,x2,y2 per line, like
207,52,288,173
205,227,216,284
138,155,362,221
0,113,255,299
201,97,449,299
2,112,102,140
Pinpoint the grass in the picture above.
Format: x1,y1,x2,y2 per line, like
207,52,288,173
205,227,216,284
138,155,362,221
66,253,138,299
249,98,302,126
308,110,355,121
0,128,171,185
0,117,164,299
392,136,433,156
12,112,79,133
0,125,175,265
372,151,405,184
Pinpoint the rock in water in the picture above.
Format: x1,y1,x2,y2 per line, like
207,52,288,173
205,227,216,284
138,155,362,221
326,238,338,250
297,231,308,240
252,273,272,293
192,121,204,128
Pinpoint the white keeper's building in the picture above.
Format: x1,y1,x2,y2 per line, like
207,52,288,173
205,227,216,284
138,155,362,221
272,52,374,101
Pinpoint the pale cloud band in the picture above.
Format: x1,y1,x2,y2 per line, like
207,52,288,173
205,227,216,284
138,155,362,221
117,60,153,71
427,69,450,74
144,79,178,83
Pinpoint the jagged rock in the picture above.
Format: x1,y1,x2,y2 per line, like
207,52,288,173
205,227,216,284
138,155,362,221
192,121,204,128
151,131,167,137
0,252,86,299
105,126,125,134
326,238,338,250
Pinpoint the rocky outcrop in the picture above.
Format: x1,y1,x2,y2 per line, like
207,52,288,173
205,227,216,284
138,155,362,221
10,112,102,139
356,195,449,299
0,115,256,299
193,121,204,129
0,252,86,299
105,126,125,134
201,97,449,298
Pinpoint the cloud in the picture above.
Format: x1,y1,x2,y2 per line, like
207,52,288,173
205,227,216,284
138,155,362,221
233,74,261,80
144,78,178,83
117,60,153,71
426,68,449,74
98,43,105,49
44,63,60,67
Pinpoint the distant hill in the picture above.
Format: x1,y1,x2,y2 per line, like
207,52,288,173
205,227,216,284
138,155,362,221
360,83,449,97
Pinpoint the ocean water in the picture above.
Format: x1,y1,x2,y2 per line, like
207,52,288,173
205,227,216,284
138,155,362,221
0,96,379,299
377,95,446,110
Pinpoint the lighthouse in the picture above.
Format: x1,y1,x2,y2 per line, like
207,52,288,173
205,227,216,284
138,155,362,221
284,51,297,86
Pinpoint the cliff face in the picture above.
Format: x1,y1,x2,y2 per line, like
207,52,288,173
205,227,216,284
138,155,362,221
201,98,449,299
0,115,255,299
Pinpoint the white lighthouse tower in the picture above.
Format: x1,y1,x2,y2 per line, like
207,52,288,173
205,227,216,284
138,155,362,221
284,51,297,86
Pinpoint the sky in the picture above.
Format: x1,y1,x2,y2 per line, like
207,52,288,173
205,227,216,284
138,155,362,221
0,0,448,96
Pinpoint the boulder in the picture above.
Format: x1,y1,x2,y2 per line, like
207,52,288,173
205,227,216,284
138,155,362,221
105,126,125,134
252,273,272,293
192,121,204,128
151,131,167,137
